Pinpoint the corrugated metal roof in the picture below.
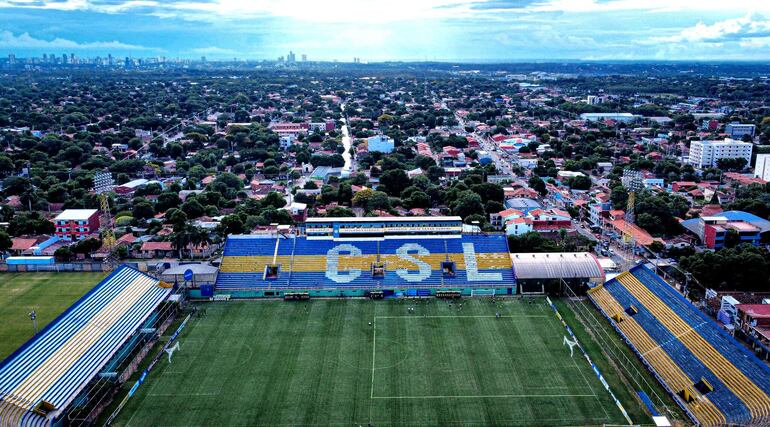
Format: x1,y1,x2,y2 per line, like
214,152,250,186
510,252,604,280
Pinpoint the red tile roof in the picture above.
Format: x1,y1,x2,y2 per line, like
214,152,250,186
11,238,37,251
140,241,173,251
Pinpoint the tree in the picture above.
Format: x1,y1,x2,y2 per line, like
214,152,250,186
528,176,547,197
156,192,182,212
379,169,410,196
132,201,155,220
72,238,102,256
54,246,74,262
213,172,244,190
2,176,31,196
352,188,375,208
566,175,592,190
470,183,504,204
367,191,391,212
716,157,748,171
326,207,356,217
166,208,188,232
0,229,11,254
723,229,741,248
405,191,431,209
220,215,244,235
610,186,629,210
181,199,205,219
451,191,484,219
337,183,353,205
0,156,14,176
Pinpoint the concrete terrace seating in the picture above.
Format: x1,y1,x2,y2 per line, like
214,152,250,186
215,234,514,290
588,266,770,426
589,286,726,426
0,266,171,427
632,268,770,400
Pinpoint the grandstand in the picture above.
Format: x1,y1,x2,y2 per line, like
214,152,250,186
304,216,463,238
0,266,172,427
588,265,770,426
215,233,515,295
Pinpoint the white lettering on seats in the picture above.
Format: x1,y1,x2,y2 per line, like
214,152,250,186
326,244,362,283
462,243,502,281
395,243,431,282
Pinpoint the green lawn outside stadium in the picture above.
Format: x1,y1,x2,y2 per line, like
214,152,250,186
114,298,655,427
0,272,106,361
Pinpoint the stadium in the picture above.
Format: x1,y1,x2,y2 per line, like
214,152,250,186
1,216,770,426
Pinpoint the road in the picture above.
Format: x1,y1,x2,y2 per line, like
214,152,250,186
448,102,515,178
340,103,354,174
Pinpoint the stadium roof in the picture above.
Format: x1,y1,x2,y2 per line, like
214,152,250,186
510,252,604,280
721,210,770,233
305,216,462,223
0,266,170,426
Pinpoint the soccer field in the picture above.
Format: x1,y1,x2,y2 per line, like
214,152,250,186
114,297,651,427
0,271,106,360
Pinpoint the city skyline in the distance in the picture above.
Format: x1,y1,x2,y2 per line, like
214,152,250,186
1,0,770,61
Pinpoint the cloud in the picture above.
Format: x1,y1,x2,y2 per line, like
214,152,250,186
653,13,770,43
0,29,156,49
0,0,487,22
519,0,770,13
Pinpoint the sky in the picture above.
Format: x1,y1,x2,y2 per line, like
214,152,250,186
2,0,770,61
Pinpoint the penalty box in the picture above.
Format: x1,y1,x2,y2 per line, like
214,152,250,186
370,315,597,400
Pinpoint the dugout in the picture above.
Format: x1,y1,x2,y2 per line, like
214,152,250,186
510,252,605,295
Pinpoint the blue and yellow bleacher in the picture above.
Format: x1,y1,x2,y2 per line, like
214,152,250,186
216,234,515,290
0,265,171,427
589,265,770,426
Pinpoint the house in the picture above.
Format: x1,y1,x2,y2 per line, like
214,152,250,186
114,178,149,195
53,209,100,241
137,241,175,259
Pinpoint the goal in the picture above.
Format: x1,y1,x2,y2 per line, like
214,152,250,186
470,289,496,297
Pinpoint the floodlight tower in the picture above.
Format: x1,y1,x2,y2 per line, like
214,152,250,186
94,172,116,250
621,169,644,244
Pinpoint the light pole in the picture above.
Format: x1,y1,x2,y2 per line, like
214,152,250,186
29,310,38,335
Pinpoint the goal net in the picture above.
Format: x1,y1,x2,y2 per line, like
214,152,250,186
471,289,496,297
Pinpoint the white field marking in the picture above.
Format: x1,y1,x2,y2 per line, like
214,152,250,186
374,315,549,319
370,316,376,400
147,392,218,397
371,393,598,399
544,300,611,422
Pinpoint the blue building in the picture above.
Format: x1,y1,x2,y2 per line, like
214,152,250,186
367,135,394,153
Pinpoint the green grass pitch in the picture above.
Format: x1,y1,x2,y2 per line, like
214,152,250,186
113,297,653,426
0,272,106,360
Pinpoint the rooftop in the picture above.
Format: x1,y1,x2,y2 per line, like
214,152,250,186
54,209,98,221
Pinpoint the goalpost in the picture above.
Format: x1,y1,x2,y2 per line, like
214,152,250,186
470,289,496,297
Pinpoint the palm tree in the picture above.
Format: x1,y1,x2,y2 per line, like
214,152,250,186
189,227,212,258
171,224,192,259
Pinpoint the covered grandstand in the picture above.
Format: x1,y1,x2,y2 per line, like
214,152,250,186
303,216,463,238
589,265,770,426
215,233,515,296
0,266,172,427
510,252,605,294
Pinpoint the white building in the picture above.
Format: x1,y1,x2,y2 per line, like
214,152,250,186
755,154,770,181
367,135,394,153
687,139,753,169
